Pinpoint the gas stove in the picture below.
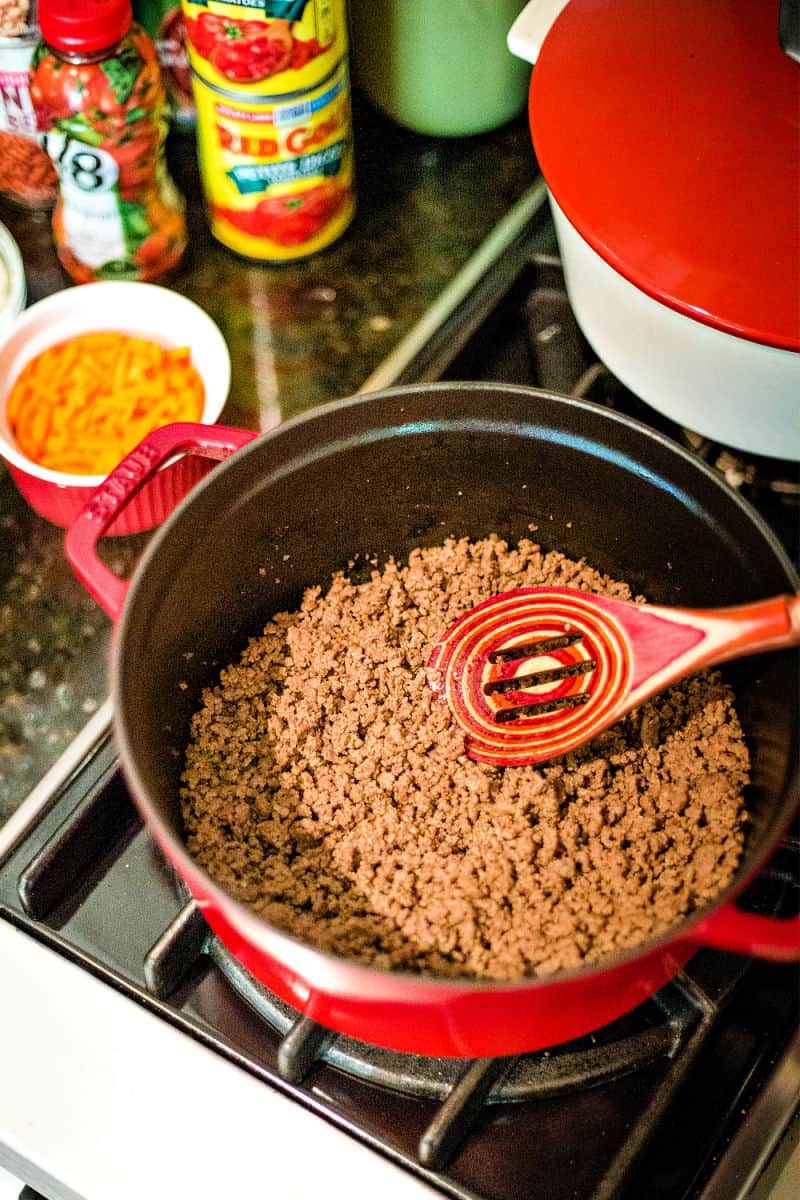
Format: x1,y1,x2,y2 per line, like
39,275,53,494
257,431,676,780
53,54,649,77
1,184,798,1200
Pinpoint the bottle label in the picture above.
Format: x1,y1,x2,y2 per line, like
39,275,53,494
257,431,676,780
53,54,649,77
43,133,129,269
133,2,196,125
0,67,37,136
30,23,187,282
0,39,59,206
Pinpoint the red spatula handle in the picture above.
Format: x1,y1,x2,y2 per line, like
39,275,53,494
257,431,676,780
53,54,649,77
688,592,800,665
619,591,800,699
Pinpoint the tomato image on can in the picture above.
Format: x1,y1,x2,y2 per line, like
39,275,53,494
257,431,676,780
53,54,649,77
217,180,347,243
191,46,355,261
182,0,344,93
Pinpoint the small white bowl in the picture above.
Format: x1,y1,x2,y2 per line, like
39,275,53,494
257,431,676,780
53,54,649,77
0,221,26,337
0,281,231,533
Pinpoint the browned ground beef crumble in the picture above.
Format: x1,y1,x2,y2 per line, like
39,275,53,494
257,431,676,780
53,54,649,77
180,536,749,980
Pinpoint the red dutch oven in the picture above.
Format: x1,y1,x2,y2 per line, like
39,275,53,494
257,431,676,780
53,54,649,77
65,384,800,1058
508,0,800,459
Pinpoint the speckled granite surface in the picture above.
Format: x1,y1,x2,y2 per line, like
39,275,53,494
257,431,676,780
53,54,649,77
0,98,538,822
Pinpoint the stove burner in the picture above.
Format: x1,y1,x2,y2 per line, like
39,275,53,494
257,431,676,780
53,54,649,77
679,428,800,501
208,934,697,1103
205,931,727,1174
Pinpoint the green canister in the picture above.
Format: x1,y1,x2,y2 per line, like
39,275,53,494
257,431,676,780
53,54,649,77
349,0,530,137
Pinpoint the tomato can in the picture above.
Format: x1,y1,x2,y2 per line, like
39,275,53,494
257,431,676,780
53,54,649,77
191,49,355,261
182,0,347,94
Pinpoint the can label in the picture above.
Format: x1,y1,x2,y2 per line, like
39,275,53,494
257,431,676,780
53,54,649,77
181,0,346,95
193,55,355,260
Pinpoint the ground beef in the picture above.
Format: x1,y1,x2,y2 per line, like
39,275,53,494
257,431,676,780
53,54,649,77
180,535,749,980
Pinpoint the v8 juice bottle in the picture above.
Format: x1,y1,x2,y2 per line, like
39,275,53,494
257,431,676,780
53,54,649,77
182,0,355,261
31,0,186,282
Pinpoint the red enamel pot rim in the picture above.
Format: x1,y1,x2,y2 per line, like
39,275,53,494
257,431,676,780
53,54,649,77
526,0,800,352
65,384,800,1056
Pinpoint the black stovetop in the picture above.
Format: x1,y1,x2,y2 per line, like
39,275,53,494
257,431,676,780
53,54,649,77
1,203,798,1200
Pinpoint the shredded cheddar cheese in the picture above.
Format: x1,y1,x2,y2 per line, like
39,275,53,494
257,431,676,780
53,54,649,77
6,331,206,475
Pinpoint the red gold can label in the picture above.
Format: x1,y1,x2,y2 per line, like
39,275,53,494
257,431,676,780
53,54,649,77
192,55,355,260
181,0,346,95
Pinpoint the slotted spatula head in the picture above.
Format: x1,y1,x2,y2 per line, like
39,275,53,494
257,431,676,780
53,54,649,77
427,586,800,766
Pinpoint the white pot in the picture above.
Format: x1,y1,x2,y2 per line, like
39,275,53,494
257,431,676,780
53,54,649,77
509,0,800,461
550,194,800,460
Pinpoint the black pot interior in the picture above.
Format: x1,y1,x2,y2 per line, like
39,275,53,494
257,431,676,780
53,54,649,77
117,384,799,891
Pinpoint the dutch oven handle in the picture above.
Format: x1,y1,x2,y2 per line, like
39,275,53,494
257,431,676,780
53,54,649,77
689,896,800,960
65,422,256,620
507,0,571,64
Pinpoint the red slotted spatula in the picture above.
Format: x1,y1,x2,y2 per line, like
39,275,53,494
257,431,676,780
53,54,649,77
427,586,800,766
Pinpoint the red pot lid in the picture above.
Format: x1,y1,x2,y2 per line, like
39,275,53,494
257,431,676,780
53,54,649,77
529,0,800,351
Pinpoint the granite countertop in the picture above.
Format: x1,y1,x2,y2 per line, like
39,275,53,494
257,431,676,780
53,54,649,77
0,98,538,823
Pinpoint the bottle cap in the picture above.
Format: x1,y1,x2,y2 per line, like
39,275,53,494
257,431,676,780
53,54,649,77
39,0,132,55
